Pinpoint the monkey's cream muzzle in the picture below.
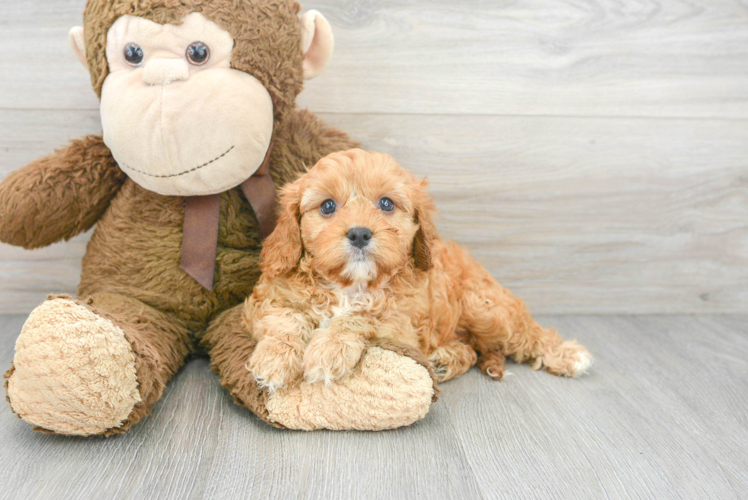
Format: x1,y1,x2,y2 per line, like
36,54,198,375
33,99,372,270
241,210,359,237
100,13,274,197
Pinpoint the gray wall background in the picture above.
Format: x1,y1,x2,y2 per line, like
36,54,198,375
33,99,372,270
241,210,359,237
1,0,746,314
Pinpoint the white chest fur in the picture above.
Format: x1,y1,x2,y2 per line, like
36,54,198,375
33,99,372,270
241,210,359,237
313,283,376,329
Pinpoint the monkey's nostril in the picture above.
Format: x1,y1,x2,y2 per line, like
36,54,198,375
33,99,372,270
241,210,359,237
347,227,372,249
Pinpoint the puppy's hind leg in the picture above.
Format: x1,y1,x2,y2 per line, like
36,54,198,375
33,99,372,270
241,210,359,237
460,267,592,377
478,350,506,380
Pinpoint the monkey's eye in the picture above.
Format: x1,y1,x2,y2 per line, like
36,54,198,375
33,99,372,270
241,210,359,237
123,43,144,67
320,199,337,216
379,197,395,212
186,42,210,66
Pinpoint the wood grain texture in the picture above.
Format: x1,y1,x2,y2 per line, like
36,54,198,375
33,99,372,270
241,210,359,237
2,0,748,118
2,110,746,313
439,314,748,499
200,404,483,500
588,314,748,489
1,0,747,313
1,314,747,499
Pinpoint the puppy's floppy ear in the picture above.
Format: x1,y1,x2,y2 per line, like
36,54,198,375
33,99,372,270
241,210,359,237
412,178,438,271
261,181,303,278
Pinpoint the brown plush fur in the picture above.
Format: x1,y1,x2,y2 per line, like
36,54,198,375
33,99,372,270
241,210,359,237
0,0,363,434
245,150,592,389
83,292,193,435
0,136,125,249
201,303,279,427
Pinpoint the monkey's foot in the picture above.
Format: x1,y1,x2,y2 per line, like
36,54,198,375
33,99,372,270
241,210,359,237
264,340,439,431
5,297,141,436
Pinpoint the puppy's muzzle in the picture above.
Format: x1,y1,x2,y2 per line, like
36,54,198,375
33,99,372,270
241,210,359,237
347,227,372,249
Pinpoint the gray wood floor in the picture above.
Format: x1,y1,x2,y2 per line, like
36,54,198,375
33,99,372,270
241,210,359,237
0,314,746,500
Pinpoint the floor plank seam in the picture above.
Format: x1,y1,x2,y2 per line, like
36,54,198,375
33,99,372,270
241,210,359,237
4,107,748,123
440,399,489,500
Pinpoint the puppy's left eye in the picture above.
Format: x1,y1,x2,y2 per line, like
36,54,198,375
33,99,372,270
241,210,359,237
379,197,395,212
320,199,337,215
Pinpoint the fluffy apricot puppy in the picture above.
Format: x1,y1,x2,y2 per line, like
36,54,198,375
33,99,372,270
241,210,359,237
245,149,592,390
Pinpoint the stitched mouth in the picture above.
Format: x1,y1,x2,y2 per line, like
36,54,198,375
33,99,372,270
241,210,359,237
118,145,235,178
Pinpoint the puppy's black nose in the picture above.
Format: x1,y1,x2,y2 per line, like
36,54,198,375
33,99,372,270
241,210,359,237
347,227,372,249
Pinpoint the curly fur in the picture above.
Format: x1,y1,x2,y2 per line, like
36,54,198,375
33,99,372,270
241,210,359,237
246,150,593,389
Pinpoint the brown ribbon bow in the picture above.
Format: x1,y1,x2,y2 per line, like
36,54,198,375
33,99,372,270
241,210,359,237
180,144,277,290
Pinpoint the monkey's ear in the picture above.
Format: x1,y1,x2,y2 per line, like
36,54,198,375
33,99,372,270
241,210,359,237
69,27,88,69
299,10,334,80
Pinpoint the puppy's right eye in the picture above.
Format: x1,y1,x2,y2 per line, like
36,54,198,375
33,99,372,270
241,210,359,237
320,199,337,215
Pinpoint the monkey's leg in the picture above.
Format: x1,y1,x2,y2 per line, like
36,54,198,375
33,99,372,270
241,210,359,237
203,304,440,431
4,293,191,436
460,266,592,377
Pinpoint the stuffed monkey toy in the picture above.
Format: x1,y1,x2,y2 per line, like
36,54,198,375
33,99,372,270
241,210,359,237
0,0,438,435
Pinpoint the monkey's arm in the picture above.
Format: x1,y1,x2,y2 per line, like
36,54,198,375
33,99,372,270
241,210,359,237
0,135,125,249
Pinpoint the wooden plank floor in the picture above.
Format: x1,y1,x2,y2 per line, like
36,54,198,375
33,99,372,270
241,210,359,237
1,314,746,500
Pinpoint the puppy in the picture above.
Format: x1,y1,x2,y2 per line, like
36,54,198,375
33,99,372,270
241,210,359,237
245,149,591,391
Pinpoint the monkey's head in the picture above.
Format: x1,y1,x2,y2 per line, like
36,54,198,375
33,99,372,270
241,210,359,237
69,0,333,196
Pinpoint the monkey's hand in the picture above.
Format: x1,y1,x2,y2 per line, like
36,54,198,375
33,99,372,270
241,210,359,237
0,135,125,249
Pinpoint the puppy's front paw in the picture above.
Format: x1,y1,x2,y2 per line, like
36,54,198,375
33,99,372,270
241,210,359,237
428,341,478,383
303,330,366,385
247,336,304,392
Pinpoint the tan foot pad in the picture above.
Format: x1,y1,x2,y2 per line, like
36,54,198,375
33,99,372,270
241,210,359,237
265,347,435,431
6,297,141,436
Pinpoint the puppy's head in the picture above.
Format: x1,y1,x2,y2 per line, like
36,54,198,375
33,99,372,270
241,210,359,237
261,149,437,286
